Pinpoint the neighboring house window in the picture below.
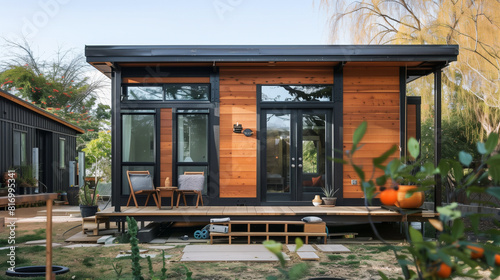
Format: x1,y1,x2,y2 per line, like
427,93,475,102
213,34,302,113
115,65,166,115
59,138,66,169
13,131,27,166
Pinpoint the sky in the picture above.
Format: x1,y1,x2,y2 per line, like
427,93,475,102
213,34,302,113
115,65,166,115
0,0,337,104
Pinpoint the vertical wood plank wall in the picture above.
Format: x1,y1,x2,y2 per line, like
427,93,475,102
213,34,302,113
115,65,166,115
218,67,334,198
160,108,172,185
343,67,400,198
407,104,417,141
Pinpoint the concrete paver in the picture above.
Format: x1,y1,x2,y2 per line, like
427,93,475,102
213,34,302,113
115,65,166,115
315,244,351,253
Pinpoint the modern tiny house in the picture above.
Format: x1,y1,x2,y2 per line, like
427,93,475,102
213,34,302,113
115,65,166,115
0,89,84,193
85,45,458,210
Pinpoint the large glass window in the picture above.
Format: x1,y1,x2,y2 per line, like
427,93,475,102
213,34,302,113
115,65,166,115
261,85,333,102
13,131,27,166
122,114,155,162
177,114,208,162
176,111,209,195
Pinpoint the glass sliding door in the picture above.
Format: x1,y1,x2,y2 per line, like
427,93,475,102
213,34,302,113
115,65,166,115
262,109,331,202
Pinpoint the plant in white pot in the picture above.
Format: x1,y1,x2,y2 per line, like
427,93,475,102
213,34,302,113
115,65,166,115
321,186,339,206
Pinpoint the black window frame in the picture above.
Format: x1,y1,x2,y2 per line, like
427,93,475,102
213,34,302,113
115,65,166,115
173,109,210,195
121,83,211,102
259,84,334,103
120,111,157,195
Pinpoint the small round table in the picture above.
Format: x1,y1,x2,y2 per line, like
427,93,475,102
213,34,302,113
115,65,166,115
156,187,178,209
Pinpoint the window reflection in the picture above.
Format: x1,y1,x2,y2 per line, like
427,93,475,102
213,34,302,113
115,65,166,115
165,85,209,100
261,85,333,102
126,86,163,101
177,114,208,162
122,114,155,162
266,113,290,193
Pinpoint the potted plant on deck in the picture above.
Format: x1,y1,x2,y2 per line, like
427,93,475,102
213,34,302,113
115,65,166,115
384,139,432,209
321,185,339,206
79,183,99,218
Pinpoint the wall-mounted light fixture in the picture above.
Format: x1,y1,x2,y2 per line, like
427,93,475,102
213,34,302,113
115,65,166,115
233,122,253,137
233,122,243,133
243,129,253,137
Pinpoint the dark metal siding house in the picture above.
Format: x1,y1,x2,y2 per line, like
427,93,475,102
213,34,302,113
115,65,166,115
0,89,84,193
85,45,458,211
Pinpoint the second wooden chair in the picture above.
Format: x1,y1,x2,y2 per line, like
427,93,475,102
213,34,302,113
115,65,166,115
176,171,205,208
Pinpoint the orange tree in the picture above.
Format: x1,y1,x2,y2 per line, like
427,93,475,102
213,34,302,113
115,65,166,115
339,121,500,279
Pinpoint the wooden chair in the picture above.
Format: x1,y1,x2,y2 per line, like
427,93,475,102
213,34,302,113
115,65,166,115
126,171,159,208
176,171,205,208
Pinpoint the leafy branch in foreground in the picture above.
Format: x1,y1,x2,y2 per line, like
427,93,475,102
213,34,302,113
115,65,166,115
264,238,308,280
341,121,500,279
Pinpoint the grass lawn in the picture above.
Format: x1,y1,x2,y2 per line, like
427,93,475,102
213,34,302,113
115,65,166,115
0,221,412,279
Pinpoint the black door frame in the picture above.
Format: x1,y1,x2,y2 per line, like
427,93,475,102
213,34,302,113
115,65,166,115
256,84,336,205
260,109,333,203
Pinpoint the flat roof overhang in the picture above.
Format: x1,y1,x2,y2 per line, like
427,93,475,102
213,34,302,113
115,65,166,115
85,45,458,82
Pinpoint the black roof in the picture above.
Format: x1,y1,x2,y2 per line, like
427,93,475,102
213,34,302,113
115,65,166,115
86,44,458,62
0,90,85,134
85,45,458,82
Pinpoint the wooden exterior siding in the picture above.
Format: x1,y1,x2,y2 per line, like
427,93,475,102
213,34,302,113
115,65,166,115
219,67,334,198
343,67,400,199
407,104,417,141
160,108,173,186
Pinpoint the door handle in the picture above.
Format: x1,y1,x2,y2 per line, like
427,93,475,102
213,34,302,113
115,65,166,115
298,164,303,168
291,164,296,168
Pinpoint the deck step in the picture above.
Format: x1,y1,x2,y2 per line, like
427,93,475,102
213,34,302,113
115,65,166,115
82,216,111,236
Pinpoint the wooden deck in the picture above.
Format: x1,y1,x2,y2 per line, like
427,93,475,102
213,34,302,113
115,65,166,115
97,206,436,224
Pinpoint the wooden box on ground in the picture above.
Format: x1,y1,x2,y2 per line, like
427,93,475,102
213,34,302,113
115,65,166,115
82,216,110,236
210,220,327,245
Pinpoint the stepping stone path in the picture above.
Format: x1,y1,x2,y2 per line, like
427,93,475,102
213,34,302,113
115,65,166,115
64,244,101,248
97,235,113,244
315,244,351,253
286,244,316,252
116,253,158,259
296,251,320,260
25,239,46,245
181,245,289,262
149,238,168,244
148,245,176,250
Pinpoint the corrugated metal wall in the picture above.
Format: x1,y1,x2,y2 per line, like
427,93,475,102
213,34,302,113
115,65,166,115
0,96,79,193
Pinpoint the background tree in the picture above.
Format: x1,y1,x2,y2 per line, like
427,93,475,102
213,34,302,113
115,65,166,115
82,131,112,182
321,0,500,149
0,40,111,149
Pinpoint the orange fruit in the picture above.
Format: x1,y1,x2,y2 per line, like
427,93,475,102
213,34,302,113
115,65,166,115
380,188,398,205
467,245,484,259
495,254,500,266
436,262,452,278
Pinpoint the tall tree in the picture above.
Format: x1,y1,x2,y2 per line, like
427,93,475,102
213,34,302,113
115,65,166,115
0,40,110,148
321,0,500,146
82,131,111,182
